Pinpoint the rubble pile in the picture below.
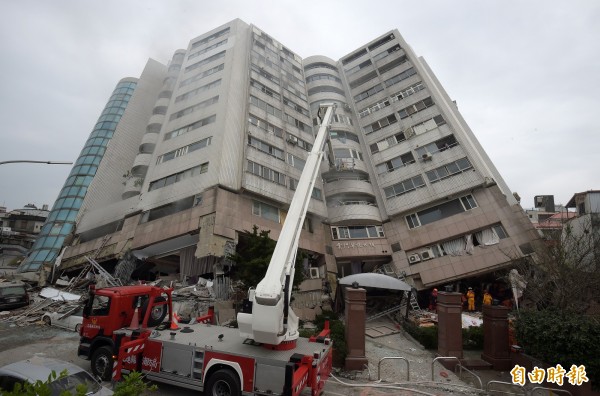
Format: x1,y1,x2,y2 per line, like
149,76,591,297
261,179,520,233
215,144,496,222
0,260,221,328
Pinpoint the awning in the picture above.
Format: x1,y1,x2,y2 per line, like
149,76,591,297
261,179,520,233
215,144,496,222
338,273,411,291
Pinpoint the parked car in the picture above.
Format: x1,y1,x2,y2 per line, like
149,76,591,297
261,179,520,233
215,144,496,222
0,357,112,395
42,305,84,333
0,281,30,311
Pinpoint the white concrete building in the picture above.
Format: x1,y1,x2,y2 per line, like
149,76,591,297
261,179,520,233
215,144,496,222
22,19,538,290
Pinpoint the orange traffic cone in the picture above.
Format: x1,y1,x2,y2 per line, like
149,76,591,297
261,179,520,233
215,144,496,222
129,305,140,329
170,311,180,330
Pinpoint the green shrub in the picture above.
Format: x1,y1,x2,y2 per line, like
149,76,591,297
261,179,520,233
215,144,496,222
403,320,438,349
462,325,484,350
314,310,346,366
515,309,600,390
403,320,484,351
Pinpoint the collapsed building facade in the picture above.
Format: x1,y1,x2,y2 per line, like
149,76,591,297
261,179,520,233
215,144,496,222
18,19,538,293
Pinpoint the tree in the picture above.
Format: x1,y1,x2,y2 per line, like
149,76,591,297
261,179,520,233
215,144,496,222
509,215,600,314
228,225,306,289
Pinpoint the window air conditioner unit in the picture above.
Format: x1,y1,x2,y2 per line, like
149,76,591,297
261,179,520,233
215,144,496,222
309,267,320,279
420,248,435,261
343,104,351,112
408,253,421,264
421,153,432,161
287,135,298,145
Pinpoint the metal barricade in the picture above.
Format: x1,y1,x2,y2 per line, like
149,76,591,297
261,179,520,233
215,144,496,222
431,356,460,381
377,357,410,381
455,363,483,390
530,387,572,396
485,380,527,395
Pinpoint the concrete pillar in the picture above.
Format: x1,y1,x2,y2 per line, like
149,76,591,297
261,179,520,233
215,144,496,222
437,292,463,359
481,305,512,370
344,287,368,371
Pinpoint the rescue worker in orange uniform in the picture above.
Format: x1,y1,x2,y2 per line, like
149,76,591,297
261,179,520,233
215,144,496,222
466,287,475,311
482,290,493,306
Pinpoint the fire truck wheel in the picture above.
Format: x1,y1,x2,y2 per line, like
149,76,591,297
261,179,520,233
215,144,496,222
91,346,114,381
205,369,241,396
142,296,168,326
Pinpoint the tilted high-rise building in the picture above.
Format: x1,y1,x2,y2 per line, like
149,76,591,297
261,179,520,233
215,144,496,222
20,19,538,291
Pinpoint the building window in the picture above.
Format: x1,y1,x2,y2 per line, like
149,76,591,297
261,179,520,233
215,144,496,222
286,133,312,151
372,44,401,63
249,114,284,138
369,132,406,154
306,73,342,84
405,194,478,229
304,62,338,72
248,136,284,160
251,63,281,85
390,81,425,103
330,131,359,144
148,163,208,191
345,59,373,76
342,48,368,66
184,51,226,73
414,134,457,159
287,153,306,171
156,137,212,164
425,157,473,183
376,152,415,174
377,55,408,75
368,34,395,52
409,115,446,138
353,84,384,103
331,225,384,240
250,79,281,101
283,97,309,117
384,175,426,199
191,27,230,49
247,160,286,185
384,67,417,88
188,38,228,60
397,97,435,119
363,114,397,134
333,148,363,161
179,64,224,88
169,96,219,121
250,95,283,119
349,71,378,89
284,113,310,132
164,115,216,140
358,98,391,118
252,201,280,223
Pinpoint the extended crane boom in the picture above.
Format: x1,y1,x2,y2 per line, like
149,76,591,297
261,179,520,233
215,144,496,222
237,103,336,346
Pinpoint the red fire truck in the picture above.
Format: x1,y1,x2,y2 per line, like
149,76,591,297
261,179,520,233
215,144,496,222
78,104,337,396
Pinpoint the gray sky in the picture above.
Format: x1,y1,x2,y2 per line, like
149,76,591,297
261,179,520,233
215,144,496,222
1,0,598,212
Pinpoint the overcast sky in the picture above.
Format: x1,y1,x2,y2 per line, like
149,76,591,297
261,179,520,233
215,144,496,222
1,0,598,212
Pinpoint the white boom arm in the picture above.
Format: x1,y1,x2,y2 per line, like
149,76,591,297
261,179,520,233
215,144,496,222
237,104,336,345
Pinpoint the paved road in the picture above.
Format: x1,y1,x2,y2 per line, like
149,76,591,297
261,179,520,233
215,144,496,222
0,321,485,395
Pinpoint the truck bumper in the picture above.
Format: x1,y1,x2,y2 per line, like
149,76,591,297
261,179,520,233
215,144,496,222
78,342,91,359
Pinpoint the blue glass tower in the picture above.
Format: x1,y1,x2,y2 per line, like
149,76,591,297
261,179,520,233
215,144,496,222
17,79,138,272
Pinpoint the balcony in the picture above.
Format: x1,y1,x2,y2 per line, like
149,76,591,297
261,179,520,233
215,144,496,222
131,153,152,175
140,132,159,147
122,176,144,199
327,202,382,224
324,178,374,197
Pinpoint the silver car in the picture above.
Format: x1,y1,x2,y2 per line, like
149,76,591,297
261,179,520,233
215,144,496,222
42,305,84,333
0,357,112,395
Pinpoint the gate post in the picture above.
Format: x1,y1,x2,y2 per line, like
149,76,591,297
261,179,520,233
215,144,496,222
437,292,463,360
344,286,368,371
481,304,512,370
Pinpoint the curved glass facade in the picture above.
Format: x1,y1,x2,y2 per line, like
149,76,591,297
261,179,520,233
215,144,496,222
17,80,137,272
